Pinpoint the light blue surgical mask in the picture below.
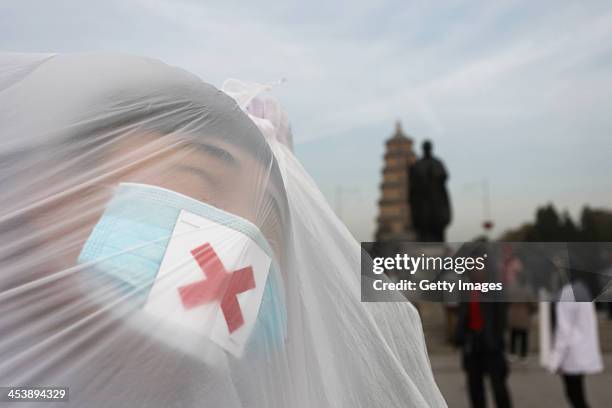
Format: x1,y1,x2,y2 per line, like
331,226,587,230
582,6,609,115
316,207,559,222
79,182,286,353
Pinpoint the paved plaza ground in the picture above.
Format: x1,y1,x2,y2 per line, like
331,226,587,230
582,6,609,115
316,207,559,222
419,303,612,407
431,353,612,408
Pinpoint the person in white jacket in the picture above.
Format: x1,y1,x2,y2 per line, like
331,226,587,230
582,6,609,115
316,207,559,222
549,279,603,408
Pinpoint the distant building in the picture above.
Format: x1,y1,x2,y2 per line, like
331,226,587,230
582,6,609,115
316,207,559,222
375,122,416,241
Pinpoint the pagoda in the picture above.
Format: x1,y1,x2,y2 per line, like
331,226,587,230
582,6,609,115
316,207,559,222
375,122,416,241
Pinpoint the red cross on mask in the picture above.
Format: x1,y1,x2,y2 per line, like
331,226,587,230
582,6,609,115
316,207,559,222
178,243,256,334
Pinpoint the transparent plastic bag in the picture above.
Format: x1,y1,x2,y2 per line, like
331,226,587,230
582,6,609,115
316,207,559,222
0,53,445,407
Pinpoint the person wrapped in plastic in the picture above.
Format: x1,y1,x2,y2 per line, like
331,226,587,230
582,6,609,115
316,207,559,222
0,53,446,407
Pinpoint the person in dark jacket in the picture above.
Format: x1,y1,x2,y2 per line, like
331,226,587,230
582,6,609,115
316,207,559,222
455,267,512,408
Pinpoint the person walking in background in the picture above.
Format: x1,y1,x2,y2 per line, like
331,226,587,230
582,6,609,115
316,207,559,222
507,282,536,362
455,261,512,408
549,278,603,408
441,267,461,344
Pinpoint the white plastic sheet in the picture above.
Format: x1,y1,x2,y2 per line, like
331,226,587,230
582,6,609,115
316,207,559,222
0,52,446,407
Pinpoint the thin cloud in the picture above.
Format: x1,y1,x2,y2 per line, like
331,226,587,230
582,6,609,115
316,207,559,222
1,0,611,241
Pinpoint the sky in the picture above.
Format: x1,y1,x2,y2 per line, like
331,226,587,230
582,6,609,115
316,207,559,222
2,0,612,241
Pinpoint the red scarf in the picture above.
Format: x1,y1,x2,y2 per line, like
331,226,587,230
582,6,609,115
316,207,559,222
468,290,484,331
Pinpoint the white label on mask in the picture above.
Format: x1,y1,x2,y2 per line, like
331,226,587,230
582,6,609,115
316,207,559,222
143,209,271,357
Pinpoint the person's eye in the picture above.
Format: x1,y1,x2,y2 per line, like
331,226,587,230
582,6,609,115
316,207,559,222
199,144,237,167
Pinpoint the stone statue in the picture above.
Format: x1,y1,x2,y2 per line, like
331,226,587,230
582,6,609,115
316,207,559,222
409,140,451,242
